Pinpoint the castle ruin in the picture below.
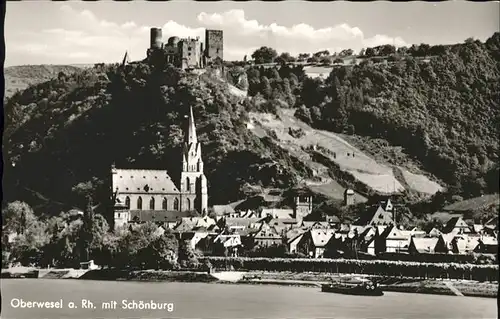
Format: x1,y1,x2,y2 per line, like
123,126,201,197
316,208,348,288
146,28,223,70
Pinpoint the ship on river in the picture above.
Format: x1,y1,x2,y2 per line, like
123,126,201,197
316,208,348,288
321,277,384,296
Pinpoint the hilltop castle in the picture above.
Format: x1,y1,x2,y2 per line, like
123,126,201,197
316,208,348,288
146,27,223,70
112,106,208,230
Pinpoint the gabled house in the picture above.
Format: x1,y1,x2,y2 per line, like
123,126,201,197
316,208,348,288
473,236,498,254
442,217,472,235
250,223,283,247
213,234,242,257
287,231,306,254
267,218,298,235
375,225,411,255
353,204,394,227
296,229,336,258
448,235,481,254
408,237,441,254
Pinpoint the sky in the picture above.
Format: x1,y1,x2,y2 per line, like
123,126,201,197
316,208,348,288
4,1,499,66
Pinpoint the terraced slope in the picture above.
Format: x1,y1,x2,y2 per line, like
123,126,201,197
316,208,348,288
247,109,442,199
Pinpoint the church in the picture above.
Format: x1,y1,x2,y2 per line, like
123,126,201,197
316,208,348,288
112,106,208,230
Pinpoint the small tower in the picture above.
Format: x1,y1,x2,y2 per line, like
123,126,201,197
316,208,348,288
293,195,313,224
121,51,131,66
344,188,355,206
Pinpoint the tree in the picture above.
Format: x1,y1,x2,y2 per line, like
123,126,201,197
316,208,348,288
178,240,200,269
275,52,295,64
260,76,272,99
320,56,332,65
2,201,41,235
339,49,354,56
365,47,376,57
333,58,344,64
297,53,310,61
251,47,278,64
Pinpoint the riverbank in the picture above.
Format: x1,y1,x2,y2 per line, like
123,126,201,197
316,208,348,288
2,267,497,298
232,271,498,298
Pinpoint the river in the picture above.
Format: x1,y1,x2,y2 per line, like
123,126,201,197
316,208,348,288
1,279,497,319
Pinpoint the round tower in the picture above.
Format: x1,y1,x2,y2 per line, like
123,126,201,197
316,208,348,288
150,28,163,49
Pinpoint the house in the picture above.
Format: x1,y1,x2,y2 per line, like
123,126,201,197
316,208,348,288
375,225,411,254
286,231,306,254
447,234,481,254
182,231,211,250
353,204,394,227
473,236,498,254
250,224,283,247
324,233,350,257
296,229,336,258
408,237,440,254
442,217,472,235
213,234,242,257
267,218,297,235
484,216,498,231
212,205,235,216
222,217,262,232
400,227,427,238
260,208,294,219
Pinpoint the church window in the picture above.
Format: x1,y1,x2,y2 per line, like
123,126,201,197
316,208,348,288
150,197,155,210
125,196,130,208
187,198,191,211
137,197,143,210
174,198,179,211
162,198,168,210
186,177,191,191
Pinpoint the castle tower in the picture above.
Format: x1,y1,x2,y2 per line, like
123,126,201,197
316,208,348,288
205,29,224,64
180,106,208,214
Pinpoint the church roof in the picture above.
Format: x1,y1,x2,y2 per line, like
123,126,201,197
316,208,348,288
113,169,179,194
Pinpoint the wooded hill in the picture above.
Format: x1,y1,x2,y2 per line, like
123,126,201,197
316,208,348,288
3,33,499,221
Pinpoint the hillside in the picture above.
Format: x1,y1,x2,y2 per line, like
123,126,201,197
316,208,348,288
3,34,499,220
291,33,500,199
4,65,89,98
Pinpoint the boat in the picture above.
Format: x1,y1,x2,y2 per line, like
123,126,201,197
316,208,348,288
321,277,384,296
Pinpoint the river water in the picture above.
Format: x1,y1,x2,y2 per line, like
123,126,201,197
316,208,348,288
1,279,497,319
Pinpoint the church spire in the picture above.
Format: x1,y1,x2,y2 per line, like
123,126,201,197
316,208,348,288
185,106,197,145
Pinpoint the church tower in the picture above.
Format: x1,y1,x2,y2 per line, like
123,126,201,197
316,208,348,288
180,106,208,214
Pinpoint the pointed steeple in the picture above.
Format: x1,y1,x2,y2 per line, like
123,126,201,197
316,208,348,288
122,51,130,66
185,106,197,145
